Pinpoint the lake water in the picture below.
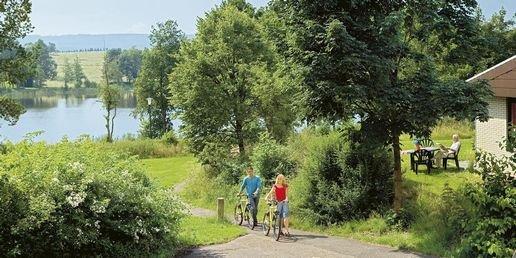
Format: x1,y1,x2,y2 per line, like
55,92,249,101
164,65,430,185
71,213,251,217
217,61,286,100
0,89,177,143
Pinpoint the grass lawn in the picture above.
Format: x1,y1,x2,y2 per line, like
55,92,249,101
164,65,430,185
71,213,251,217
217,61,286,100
179,216,246,247
140,155,197,188
47,51,105,88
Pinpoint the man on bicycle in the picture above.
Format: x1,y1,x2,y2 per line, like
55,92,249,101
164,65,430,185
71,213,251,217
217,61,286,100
237,166,261,227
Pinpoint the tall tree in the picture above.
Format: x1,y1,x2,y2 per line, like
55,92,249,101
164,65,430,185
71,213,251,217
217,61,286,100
119,48,142,84
72,56,85,88
24,39,57,87
102,49,123,85
0,0,32,126
272,0,492,211
170,0,299,161
99,57,121,142
134,20,184,138
62,58,73,89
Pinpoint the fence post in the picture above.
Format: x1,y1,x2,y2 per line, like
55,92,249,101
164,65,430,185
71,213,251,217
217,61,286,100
217,198,224,221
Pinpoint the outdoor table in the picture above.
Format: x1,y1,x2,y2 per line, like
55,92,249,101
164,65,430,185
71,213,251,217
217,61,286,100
404,147,440,171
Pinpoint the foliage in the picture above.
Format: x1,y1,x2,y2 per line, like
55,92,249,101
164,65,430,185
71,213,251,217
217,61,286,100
102,49,124,85
98,83,121,142
271,0,492,211
454,144,516,257
0,0,33,85
0,96,25,126
471,9,516,79
72,56,86,88
118,48,142,84
0,0,31,127
433,184,478,250
290,128,393,225
135,20,184,138
23,39,57,87
0,139,185,256
250,133,295,183
170,0,300,165
160,129,179,145
62,57,74,89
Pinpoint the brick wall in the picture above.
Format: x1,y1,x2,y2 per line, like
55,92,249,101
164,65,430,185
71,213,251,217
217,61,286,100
475,97,510,156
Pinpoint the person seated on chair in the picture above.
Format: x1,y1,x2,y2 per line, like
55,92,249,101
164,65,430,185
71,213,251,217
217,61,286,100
434,134,461,168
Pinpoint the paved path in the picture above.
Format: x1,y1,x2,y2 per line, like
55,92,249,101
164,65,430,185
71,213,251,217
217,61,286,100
181,223,432,258
174,181,431,258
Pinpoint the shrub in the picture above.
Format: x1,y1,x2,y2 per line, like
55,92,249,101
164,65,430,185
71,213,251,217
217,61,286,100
454,149,516,257
251,134,296,184
290,129,393,225
0,139,185,256
161,130,179,145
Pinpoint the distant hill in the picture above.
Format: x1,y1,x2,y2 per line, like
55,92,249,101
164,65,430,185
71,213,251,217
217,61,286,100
20,34,151,52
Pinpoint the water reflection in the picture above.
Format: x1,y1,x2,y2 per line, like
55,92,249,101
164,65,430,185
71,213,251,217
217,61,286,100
0,88,142,143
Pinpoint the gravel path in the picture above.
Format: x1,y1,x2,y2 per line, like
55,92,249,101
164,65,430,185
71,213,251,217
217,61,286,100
181,223,432,258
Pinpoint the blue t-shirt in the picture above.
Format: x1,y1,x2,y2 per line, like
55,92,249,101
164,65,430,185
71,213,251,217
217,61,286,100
240,175,261,197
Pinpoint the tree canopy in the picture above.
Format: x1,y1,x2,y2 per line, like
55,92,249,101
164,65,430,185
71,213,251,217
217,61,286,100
0,0,32,126
170,0,301,163
134,20,185,138
270,0,493,211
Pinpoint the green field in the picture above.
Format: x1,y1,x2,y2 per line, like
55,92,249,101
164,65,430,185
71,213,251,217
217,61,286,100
47,51,105,88
140,155,198,188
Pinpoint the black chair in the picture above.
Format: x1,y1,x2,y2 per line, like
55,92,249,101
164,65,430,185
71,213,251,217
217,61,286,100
420,138,434,147
412,149,433,174
443,145,461,170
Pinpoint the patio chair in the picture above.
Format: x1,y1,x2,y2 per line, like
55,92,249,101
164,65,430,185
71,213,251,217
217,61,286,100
420,138,434,147
412,149,433,174
443,145,461,170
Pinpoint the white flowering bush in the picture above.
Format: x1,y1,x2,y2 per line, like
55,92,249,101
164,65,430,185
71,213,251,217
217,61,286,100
0,139,184,256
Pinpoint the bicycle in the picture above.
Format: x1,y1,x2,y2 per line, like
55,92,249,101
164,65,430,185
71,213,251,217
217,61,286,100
262,199,285,241
234,194,254,229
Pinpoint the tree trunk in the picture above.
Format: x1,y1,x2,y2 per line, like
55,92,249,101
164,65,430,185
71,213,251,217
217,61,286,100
392,133,402,212
105,110,112,142
110,107,117,142
235,119,245,156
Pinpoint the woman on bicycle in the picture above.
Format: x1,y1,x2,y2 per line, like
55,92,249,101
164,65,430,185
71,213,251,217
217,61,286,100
265,174,290,236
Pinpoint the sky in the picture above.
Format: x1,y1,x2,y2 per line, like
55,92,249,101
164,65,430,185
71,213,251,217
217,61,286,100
31,0,515,36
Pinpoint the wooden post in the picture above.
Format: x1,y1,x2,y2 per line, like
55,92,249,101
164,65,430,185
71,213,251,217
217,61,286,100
217,198,224,221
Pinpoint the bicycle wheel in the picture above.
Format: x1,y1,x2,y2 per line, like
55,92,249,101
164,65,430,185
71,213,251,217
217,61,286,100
262,212,270,236
244,205,252,229
234,204,243,225
275,213,282,241
271,212,278,239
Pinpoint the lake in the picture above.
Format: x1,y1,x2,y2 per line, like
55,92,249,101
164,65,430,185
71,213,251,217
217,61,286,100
0,88,178,143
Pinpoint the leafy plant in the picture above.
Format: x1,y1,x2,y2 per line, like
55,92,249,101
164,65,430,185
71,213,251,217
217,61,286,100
251,133,296,183
0,139,185,256
290,128,393,225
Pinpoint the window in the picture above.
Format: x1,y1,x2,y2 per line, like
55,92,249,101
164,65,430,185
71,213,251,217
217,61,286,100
507,98,516,152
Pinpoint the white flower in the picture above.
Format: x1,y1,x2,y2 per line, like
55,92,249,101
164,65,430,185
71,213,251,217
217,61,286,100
69,161,85,172
66,192,86,208
94,220,101,229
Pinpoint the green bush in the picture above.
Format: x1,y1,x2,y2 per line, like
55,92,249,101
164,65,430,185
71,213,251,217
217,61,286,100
0,139,185,256
290,129,393,225
251,134,296,184
454,149,516,257
161,130,179,145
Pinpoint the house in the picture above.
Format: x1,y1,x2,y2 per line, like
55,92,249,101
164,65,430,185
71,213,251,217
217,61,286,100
468,55,516,156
